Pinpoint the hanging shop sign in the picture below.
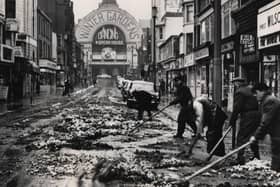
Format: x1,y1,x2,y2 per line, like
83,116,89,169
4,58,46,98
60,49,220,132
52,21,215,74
0,0,4,18
39,59,57,70
0,44,14,64
221,41,234,53
6,19,19,32
240,34,256,54
258,1,280,38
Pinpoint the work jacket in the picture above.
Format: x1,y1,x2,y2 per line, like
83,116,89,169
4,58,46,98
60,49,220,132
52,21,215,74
255,94,280,171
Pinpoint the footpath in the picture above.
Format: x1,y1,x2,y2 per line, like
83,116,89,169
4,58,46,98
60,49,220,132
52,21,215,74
0,87,84,116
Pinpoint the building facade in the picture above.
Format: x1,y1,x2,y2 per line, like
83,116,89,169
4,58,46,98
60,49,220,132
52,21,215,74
37,7,57,95
5,0,39,100
75,0,142,80
257,0,280,96
153,0,183,91
0,0,14,101
38,0,77,87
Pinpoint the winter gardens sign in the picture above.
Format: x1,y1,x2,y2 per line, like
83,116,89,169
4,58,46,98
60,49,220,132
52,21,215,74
75,8,142,44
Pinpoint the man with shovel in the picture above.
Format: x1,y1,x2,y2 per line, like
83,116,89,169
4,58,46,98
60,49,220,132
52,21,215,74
182,96,227,158
169,76,195,139
229,77,261,165
251,83,280,172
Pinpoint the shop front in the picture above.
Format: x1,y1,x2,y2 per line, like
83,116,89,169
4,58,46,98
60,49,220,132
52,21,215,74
258,0,280,96
238,32,260,85
39,59,57,96
0,44,14,101
194,44,213,98
13,57,38,99
184,53,197,96
221,40,235,104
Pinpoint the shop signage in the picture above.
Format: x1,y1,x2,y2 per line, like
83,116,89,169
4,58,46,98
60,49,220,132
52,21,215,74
184,53,195,67
240,34,255,54
221,41,234,53
6,19,19,32
39,59,57,70
258,1,280,37
78,9,140,40
259,32,280,49
166,0,180,12
89,61,129,65
1,44,14,64
194,47,209,60
0,86,8,100
0,0,4,17
93,25,126,46
14,46,24,57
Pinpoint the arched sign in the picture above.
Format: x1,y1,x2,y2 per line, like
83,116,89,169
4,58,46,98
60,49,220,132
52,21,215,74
75,8,142,44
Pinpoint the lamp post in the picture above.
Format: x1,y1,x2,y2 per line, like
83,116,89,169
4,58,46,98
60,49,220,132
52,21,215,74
152,0,157,91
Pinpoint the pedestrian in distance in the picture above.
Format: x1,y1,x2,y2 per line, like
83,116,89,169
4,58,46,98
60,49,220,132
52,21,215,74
63,80,71,97
159,79,166,97
250,83,280,172
229,77,262,165
169,76,196,139
132,90,153,121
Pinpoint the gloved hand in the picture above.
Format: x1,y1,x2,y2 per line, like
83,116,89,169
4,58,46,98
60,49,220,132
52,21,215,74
250,136,257,144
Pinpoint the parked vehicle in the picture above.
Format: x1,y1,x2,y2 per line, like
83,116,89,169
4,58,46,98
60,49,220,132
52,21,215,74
116,76,125,89
126,80,160,111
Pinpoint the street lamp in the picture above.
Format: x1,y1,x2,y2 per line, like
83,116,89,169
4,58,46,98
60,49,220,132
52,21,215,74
152,0,157,91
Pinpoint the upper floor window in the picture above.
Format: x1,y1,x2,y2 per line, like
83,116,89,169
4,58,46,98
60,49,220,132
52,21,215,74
184,4,194,24
159,27,163,39
186,33,193,54
199,14,214,45
222,0,238,39
198,0,210,13
6,0,16,18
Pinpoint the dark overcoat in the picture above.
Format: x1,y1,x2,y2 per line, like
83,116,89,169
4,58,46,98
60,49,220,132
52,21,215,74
255,94,280,172
229,85,261,145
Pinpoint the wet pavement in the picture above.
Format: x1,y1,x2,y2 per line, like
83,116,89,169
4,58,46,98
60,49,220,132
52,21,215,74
0,83,278,187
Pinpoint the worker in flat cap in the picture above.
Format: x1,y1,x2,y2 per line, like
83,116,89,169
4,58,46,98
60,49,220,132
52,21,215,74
169,76,196,139
229,76,262,165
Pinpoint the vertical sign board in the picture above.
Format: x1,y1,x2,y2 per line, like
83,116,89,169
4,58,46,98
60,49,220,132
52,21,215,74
0,0,5,17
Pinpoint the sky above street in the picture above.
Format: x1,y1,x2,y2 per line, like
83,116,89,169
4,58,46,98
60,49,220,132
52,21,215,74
72,0,151,23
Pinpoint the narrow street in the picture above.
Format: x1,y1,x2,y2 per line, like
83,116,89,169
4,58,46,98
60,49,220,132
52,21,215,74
0,82,278,187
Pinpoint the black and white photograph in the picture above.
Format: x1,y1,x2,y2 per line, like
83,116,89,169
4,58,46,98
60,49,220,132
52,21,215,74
0,0,280,186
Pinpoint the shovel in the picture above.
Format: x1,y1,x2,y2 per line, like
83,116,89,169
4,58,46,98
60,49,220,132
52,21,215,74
177,133,201,158
205,126,232,162
182,140,253,183
128,104,172,134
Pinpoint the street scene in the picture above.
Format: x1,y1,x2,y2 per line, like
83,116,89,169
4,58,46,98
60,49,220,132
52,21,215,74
1,0,280,186
0,80,279,187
